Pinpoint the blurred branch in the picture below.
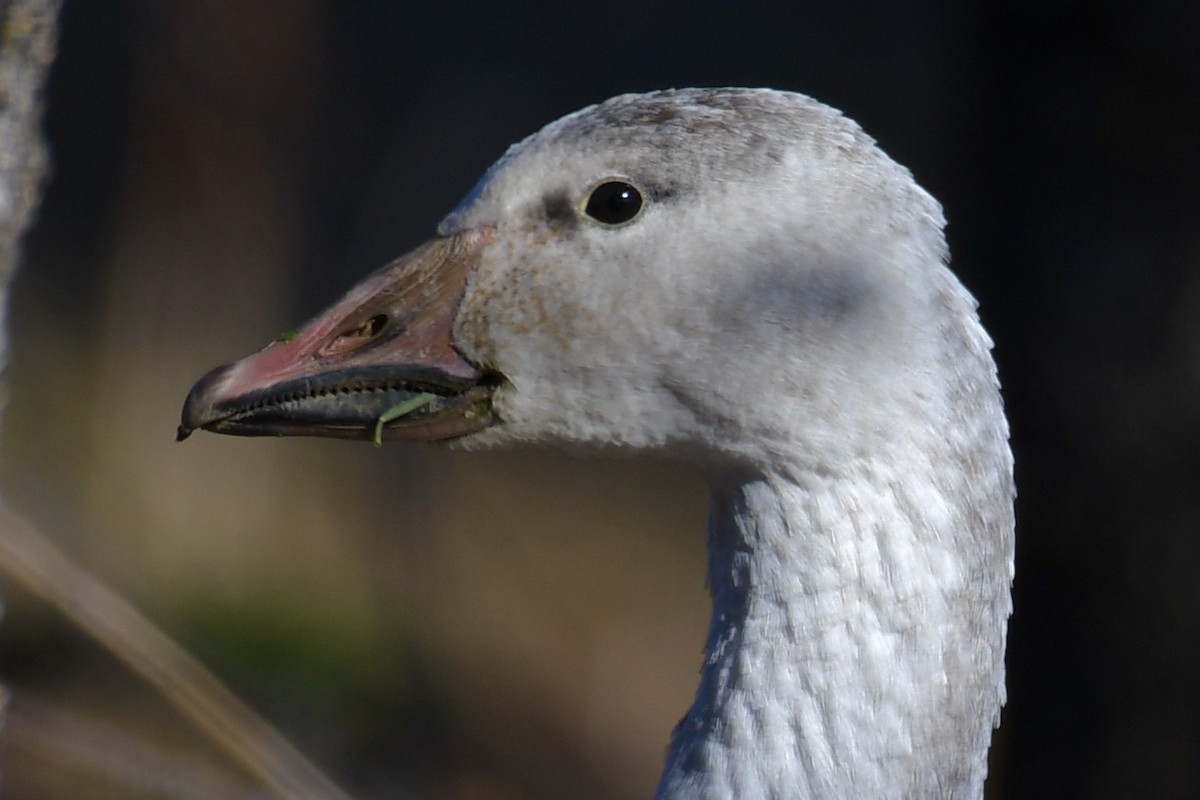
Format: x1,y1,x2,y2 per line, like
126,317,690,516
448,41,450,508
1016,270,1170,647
5,692,273,800
0,0,61,785
0,3,356,799
0,0,58,400
0,509,358,800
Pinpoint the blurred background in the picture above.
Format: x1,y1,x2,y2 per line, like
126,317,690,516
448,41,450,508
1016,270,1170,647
1,1,1198,798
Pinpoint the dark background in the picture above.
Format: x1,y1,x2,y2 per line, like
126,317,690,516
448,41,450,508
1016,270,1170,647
2,1,1198,798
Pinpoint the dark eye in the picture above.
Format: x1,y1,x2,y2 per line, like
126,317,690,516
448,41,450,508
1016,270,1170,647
584,180,644,225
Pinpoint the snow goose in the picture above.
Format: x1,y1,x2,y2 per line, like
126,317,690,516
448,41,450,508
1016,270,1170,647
179,88,1014,799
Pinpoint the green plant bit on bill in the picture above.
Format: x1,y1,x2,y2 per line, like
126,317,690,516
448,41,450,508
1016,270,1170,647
374,392,438,446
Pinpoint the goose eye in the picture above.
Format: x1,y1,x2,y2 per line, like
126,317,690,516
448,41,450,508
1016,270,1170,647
584,181,644,225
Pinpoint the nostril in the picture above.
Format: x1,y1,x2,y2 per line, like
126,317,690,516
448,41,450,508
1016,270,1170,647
364,314,387,336
324,314,389,356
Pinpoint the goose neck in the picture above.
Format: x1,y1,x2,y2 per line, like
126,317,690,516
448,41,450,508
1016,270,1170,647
656,464,1005,799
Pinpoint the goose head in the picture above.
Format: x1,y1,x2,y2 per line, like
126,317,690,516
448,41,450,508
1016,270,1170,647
180,88,1013,797
180,88,974,476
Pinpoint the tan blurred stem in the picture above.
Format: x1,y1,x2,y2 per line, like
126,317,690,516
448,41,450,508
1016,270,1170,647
5,692,272,800
0,507,357,800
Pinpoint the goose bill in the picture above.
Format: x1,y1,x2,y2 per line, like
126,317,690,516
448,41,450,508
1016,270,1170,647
177,230,497,443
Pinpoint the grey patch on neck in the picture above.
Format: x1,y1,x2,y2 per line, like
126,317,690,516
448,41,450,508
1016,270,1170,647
720,259,877,337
